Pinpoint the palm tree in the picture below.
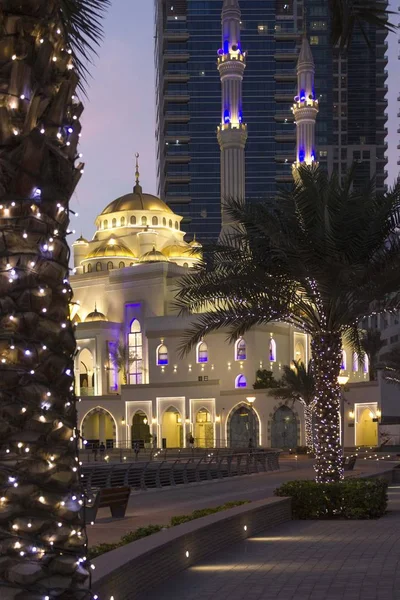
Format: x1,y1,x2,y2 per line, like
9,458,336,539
175,165,400,483
379,345,400,386
0,1,108,598
360,328,386,381
329,0,396,50
109,340,136,386
253,369,280,390
270,361,316,453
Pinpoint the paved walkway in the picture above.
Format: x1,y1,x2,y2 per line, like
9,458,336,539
138,484,400,600
88,458,395,546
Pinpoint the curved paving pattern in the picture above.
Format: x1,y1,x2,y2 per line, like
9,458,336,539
138,485,400,600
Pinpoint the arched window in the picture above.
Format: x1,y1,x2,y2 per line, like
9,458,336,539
103,220,108,229
196,341,208,364
130,215,136,225
128,319,143,385
353,352,359,372
119,261,125,269
269,338,276,362
163,218,166,226
235,338,247,361
364,354,369,373
152,216,158,226
141,216,147,226
169,219,173,228
235,374,247,388
96,262,102,272
107,261,113,270
156,344,168,366
175,221,179,230
121,216,125,226
341,350,347,370
112,218,117,228
87,263,92,273
183,262,188,268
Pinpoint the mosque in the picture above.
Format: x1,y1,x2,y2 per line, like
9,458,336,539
71,0,383,452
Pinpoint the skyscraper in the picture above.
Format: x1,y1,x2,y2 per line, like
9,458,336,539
154,0,388,240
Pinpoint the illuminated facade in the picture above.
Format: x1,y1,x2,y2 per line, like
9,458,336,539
72,1,385,452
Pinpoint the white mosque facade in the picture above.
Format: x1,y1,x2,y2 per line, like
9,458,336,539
71,0,384,452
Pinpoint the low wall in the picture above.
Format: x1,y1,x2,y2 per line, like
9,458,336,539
92,496,291,600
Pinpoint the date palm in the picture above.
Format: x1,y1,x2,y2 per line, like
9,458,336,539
380,345,400,386
0,1,108,599
270,361,316,453
360,328,385,381
330,0,396,49
175,165,400,483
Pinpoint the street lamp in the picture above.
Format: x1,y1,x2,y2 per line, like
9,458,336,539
246,396,256,404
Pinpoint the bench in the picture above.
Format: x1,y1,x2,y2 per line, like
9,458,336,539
85,486,130,523
343,455,357,471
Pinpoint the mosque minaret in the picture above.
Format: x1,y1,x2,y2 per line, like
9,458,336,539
292,34,319,167
217,0,247,230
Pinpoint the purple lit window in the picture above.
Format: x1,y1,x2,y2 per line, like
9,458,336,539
197,341,208,364
235,374,247,388
235,338,247,361
269,339,276,362
157,344,169,366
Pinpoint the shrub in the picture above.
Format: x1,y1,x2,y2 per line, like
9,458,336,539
170,500,250,526
89,500,250,558
274,479,388,519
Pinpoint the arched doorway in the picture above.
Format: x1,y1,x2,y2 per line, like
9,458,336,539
356,408,378,446
81,408,116,449
271,405,298,449
195,409,214,448
79,348,94,396
228,404,259,448
132,411,151,449
161,406,183,448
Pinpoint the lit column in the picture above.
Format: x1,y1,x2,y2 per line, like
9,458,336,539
292,36,319,169
217,0,247,232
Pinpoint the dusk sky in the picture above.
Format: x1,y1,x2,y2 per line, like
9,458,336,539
72,0,399,242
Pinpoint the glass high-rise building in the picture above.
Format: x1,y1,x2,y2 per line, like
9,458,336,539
154,0,388,240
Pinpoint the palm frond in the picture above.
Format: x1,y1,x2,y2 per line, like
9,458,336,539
329,0,397,50
58,0,110,87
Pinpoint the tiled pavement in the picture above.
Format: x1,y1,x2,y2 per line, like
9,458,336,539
137,484,400,600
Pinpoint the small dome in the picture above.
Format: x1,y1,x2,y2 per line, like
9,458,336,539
189,235,202,250
85,238,136,260
73,235,89,245
85,306,108,322
163,243,200,260
140,247,169,263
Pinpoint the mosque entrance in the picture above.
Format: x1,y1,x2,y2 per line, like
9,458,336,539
271,406,298,449
228,404,258,448
161,406,183,448
194,409,214,448
131,411,151,448
81,408,116,449
355,404,378,446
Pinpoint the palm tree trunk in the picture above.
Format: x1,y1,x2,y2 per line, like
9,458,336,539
0,6,90,599
303,404,314,453
311,334,344,482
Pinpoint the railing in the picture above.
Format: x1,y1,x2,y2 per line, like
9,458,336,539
82,451,280,492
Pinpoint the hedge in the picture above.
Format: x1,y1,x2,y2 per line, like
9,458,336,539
89,500,249,559
274,479,388,519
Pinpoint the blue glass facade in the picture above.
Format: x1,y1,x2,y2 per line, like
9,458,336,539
155,0,388,241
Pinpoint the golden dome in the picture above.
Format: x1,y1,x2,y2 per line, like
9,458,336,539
162,243,200,259
100,184,173,216
189,235,202,250
85,306,108,322
140,247,170,263
85,238,136,260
